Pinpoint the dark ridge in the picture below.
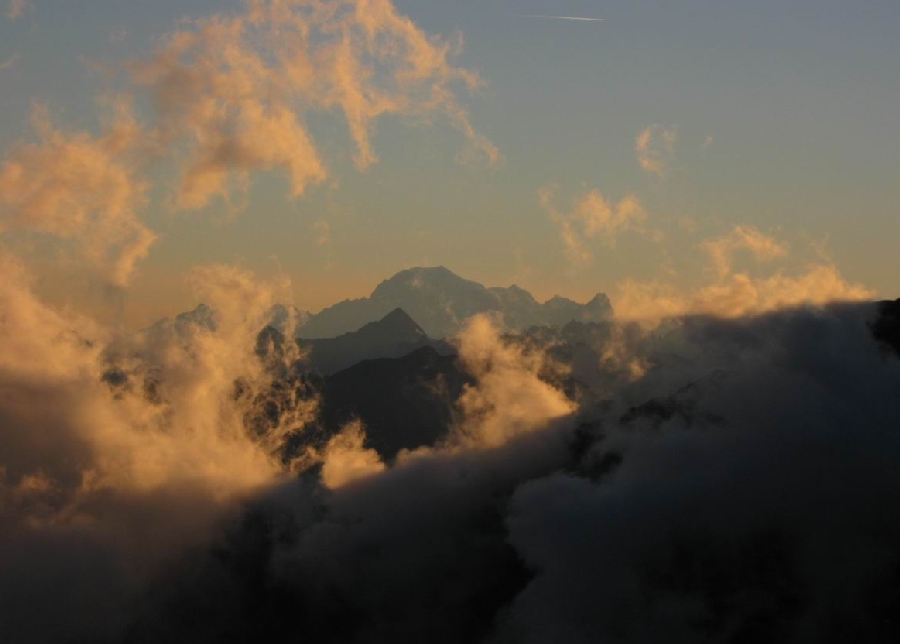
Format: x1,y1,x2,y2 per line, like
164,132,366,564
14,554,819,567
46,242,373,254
872,298,900,355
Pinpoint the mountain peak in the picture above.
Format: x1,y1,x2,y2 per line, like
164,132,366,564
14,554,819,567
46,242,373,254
299,267,613,338
360,308,427,340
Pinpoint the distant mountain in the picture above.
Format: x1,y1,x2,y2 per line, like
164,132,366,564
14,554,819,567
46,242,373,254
298,308,452,375
298,266,613,339
145,303,309,337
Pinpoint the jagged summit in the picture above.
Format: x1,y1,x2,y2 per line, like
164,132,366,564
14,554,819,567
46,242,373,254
299,266,612,339
298,307,444,375
340,307,428,344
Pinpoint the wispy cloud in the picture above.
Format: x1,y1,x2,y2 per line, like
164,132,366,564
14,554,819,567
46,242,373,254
635,124,677,178
0,52,20,69
131,0,498,211
540,186,646,267
520,14,604,22
6,0,29,20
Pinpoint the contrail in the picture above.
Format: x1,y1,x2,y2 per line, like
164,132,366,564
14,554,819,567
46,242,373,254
520,14,604,22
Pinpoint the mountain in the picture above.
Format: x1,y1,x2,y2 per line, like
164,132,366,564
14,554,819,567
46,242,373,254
298,266,613,339
873,298,900,355
145,303,309,336
298,308,452,375
316,345,470,460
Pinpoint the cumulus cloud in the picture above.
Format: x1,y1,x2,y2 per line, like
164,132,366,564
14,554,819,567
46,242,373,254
0,101,156,286
451,314,576,447
540,186,646,266
320,419,385,488
502,304,900,643
612,225,873,322
636,124,677,178
132,0,497,210
0,256,321,642
30,300,893,644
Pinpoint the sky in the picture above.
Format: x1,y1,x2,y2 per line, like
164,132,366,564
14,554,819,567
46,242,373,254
1,0,898,328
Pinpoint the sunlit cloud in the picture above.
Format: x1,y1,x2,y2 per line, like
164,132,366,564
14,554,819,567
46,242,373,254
701,224,788,280
0,100,156,286
450,314,575,448
540,185,646,267
635,124,677,178
612,225,873,322
132,0,498,211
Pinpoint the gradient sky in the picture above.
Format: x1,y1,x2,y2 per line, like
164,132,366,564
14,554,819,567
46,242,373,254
1,0,898,327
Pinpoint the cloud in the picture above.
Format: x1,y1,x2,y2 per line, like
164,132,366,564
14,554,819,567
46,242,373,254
0,53,19,69
540,186,646,266
450,314,576,448
6,0,28,20
320,419,385,488
612,226,873,322
0,257,319,642
636,124,677,178
701,224,789,280
0,100,156,286
502,304,900,643
131,0,497,210
31,300,894,644
1,0,495,284
312,219,331,246
702,134,714,149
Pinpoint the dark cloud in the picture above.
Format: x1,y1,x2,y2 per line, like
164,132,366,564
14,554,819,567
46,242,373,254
5,300,896,643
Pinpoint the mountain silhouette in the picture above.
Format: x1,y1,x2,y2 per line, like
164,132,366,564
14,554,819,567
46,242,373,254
298,308,451,375
315,345,470,460
298,266,612,338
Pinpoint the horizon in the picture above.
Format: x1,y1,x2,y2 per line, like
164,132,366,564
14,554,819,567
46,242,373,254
2,1,896,328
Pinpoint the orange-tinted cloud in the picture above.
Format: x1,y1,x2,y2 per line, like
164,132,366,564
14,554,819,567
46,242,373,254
635,124,677,178
133,0,497,210
451,314,575,448
541,186,646,266
0,101,156,286
701,224,788,280
612,226,873,322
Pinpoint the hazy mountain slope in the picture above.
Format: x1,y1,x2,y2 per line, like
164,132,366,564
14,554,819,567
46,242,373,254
298,308,452,375
298,266,612,339
317,345,470,460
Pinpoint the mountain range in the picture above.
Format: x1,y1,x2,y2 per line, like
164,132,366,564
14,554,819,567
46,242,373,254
297,308,453,375
296,266,612,339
